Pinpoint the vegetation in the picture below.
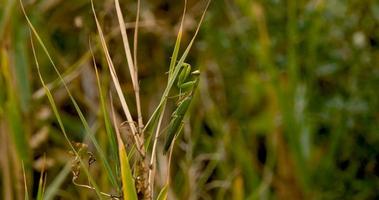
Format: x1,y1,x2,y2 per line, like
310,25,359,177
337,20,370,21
1,0,379,199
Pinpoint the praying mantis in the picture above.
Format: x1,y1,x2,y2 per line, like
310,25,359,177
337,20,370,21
163,63,200,154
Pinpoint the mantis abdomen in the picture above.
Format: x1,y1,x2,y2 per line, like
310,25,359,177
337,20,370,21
163,96,193,154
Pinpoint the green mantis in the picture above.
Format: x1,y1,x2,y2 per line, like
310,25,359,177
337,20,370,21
163,63,200,154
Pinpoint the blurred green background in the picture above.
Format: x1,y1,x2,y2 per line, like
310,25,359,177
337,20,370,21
1,0,379,199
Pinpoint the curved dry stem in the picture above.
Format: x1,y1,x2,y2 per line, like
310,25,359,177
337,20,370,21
72,180,121,200
147,104,166,197
134,0,144,135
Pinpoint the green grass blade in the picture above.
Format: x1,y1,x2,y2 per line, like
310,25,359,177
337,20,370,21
119,144,138,200
91,43,119,177
1,48,30,166
71,87,119,188
156,184,168,200
32,29,124,100
0,0,16,39
36,171,46,200
36,156,47,200
21,1,118,189
144,0,211,136
143,0,187,132
44,164,71,200
22,162,29,200
167,0,186,79
13,20,31,112
29,31,104,199
111,102,138,200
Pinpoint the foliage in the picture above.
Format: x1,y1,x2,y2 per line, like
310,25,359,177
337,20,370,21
1,0,379,199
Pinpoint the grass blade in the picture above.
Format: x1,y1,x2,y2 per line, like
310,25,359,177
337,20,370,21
22,162,29,200
36,155,47,200
111,100,138,200
91,0,144,157
90,42,119,174
168,0,186,79
29,33,104,199
114,0,137,87
144,0,211,133
156,184,168,200
44,164,71,200
1,47,30,166
114,0,144,142
119,140,138,200
13,21,31,112
21,1,118,189
143,0,187,132
147,0,210,197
